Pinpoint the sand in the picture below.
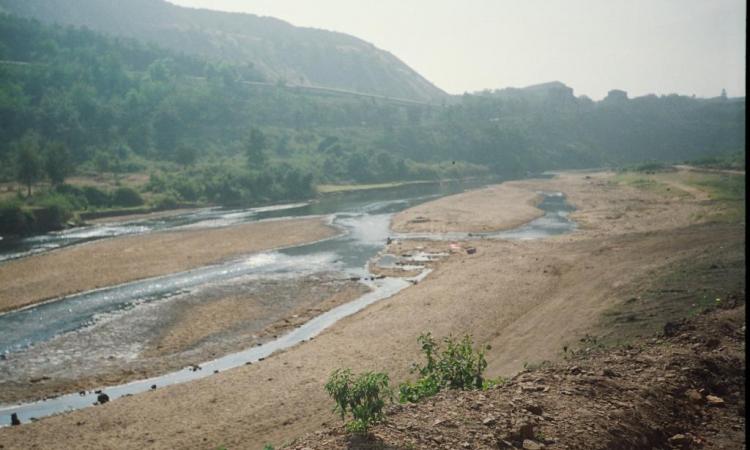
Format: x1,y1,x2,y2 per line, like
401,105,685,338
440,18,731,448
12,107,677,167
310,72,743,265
0,170,743,449
0,217,338,313
391,183,544,233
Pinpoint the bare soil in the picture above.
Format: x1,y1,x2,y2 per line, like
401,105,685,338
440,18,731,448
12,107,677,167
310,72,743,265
0,170,744,450
0,217,338,313
290,304,745,449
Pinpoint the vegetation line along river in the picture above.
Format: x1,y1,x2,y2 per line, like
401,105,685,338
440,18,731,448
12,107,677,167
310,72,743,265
0,179,575,425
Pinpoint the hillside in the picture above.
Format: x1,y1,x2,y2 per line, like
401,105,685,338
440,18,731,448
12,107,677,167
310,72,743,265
0,0,446,102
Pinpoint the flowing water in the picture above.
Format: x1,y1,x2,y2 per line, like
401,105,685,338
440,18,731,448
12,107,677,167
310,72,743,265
0,179,576,425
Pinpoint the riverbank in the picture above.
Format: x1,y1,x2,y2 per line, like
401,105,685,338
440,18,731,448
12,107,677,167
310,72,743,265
0,217,339,313
0,169,743,449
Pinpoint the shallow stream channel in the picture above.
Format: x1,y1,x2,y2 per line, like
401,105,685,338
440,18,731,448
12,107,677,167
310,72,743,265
0,179,576,426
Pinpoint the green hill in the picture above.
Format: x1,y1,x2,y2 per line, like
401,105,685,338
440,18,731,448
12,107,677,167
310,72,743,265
0,0,446,102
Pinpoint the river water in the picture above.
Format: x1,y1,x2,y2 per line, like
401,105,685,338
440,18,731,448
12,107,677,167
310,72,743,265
0,179,576,425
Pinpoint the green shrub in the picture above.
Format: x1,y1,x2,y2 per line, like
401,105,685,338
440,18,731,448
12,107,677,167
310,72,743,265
34,193,75,230
151,192,180,210
399,333,492,403
325,369,391,434
83,186,111,208
112,186,144,207
0,199,33,235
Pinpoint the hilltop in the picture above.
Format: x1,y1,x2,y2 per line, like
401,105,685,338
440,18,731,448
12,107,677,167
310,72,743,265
0,0,446,102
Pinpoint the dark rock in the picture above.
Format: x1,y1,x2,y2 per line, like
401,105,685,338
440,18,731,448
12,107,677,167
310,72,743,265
213,370,219,374
663,321,682,337
150,385,157,390
466,247,477,255
96,393,109,404
10,413,20,426
525,403,543,415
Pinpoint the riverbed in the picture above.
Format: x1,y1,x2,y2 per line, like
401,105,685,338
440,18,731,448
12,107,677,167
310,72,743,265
0,179,575,425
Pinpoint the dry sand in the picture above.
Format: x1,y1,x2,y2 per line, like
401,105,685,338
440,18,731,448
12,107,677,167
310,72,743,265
391,183,543,233
0,217,338,313
0,171,743,449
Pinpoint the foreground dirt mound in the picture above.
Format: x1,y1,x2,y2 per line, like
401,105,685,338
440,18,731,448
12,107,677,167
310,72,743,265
289,304,746,449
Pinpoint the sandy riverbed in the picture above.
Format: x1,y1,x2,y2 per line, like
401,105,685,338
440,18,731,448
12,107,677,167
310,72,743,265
0,217,338,313
0,276,367,404
391,183,543,233
0,170,744,449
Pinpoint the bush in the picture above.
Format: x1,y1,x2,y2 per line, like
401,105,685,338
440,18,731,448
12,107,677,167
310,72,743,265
83,186,111,208
325,369,392,434
34,193,75,230
399,333,495,403
112,186,144,207
150,192,180,210
0,199,32,235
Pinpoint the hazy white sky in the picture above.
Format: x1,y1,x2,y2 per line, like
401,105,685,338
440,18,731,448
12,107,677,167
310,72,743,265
170,0,746,99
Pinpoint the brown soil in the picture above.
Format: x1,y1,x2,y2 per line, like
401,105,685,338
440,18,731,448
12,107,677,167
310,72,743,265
0,217,338,313
391,183,543,233
290,304,746,449
0,171,744,450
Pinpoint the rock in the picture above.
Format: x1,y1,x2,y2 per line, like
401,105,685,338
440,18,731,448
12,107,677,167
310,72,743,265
96,393,109,404
663,321,682,337
523,439,545,450
668,433,691,447
525,403,543,415
150,385,157,390
520,383,545,392
520,422,536,440
482,416,497,426
10,413,21,426
601,368,618,377
569,366,582,375
706,395,725,407
685,389,703,403
466,247,477,255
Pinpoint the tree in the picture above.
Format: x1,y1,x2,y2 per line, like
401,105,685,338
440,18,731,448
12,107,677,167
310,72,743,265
245,128,267,168
175,145,197,167
15,133,43,197
45,141,73,186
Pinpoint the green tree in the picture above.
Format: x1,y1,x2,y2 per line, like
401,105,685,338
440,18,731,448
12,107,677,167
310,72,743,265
245,128,267,168
45,141,73,186
175,145,198,167
15,133,43,197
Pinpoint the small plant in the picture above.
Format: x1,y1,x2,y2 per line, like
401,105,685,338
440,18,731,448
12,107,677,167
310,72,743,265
399,333,492,403
325,368,392,434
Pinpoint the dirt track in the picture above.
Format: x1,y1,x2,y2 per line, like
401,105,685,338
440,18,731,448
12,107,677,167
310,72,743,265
0,170,744,449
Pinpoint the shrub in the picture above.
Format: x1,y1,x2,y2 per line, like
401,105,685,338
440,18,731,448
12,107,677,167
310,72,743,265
83,186,111,208
0,199,32,235
112,186,144,207
34,193,75,230
151,192,180,210
325,368,391,434
399,333,493,403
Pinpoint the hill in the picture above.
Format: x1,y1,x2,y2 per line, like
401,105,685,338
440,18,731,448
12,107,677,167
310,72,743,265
0,0,446,102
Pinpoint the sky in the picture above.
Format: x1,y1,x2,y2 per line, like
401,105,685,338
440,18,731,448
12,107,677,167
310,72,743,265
170,0,746,99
